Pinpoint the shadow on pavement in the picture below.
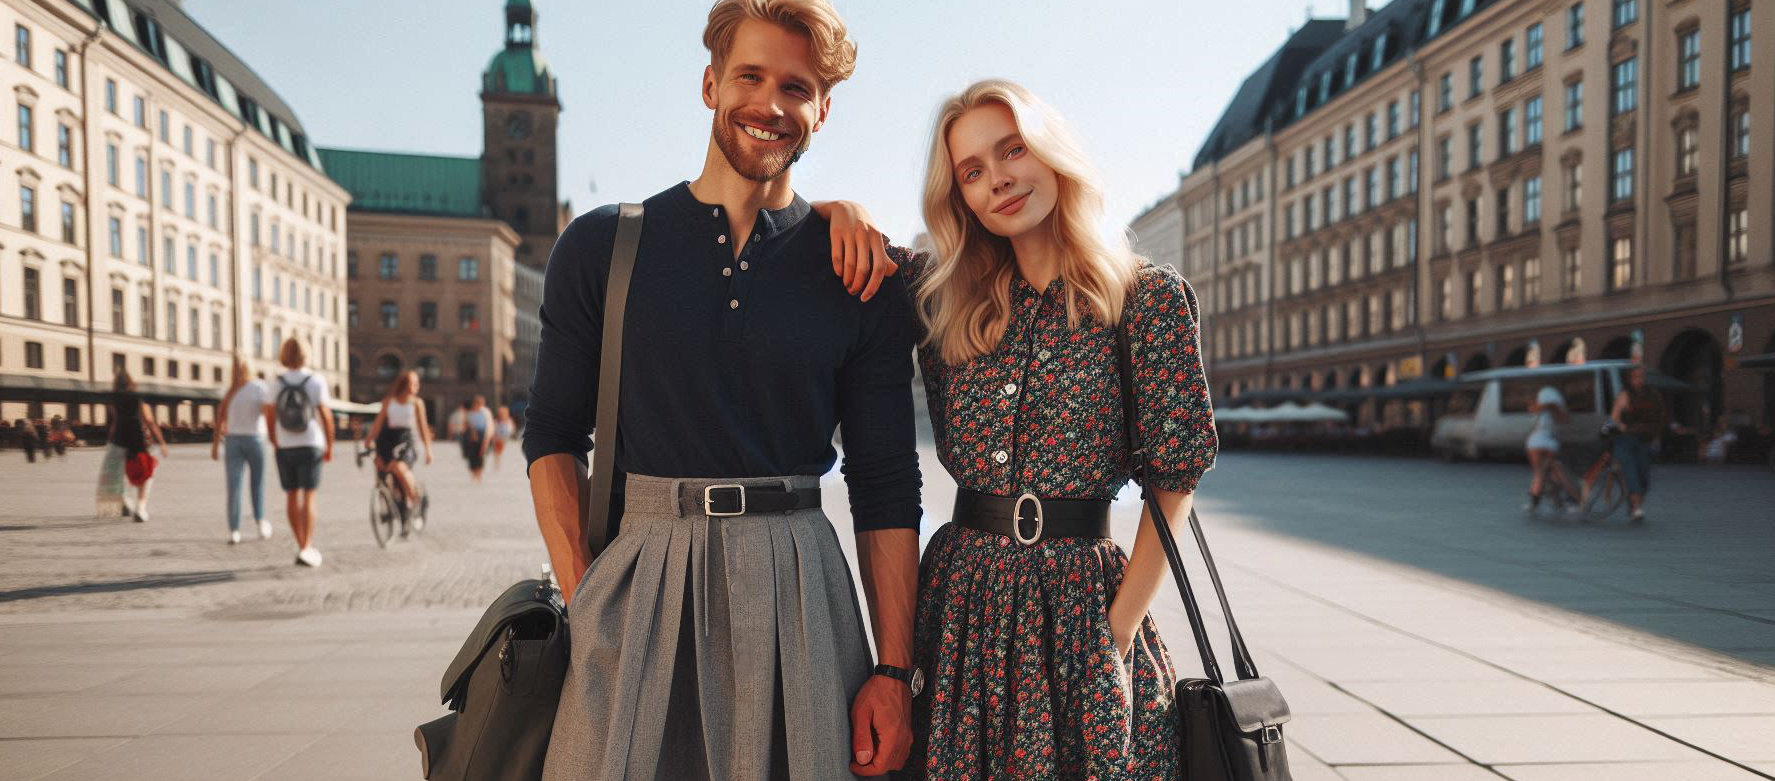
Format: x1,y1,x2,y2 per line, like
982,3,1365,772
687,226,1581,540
0,570,238,603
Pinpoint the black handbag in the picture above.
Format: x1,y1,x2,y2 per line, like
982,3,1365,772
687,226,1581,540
414,203,646,780
1114,300,1293,781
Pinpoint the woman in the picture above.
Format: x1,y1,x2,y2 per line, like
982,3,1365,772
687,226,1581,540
820,80,1216,778
361,370,434,533
108,372,168,522
1523,384,1575,514
212,357,273,544
459,396,492,482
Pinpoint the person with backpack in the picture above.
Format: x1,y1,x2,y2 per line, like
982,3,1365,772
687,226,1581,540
265,337,334,567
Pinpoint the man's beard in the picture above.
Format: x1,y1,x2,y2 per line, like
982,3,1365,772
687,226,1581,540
712,108,810,183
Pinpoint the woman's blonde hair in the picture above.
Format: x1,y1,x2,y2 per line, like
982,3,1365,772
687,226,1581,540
703,0,857,92
228,356,249,390
386,370,417,400
917,79,1140,365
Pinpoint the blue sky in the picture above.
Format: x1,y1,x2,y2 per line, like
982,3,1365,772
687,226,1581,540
185,0,1377,242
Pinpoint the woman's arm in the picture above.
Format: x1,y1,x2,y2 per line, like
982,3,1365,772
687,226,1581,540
212,389,237,460
811,200,898,301
1109,487,1193,656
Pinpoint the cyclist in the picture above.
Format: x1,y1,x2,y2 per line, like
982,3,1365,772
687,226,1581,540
1524,384,1578,514
362,370,434,531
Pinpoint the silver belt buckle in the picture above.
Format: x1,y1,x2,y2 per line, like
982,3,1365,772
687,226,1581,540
1012,493,1044,546
703,484,746,517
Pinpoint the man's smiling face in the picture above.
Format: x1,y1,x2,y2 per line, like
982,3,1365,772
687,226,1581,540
704,19,830,183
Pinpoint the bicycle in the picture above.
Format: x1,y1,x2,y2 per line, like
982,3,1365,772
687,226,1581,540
1540,422,1630,523
355,440,429,548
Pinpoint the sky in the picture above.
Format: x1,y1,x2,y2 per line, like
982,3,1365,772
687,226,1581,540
183,0,1378,243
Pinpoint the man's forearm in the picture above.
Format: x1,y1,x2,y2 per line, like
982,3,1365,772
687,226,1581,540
530,453,591,599
855,528,918,668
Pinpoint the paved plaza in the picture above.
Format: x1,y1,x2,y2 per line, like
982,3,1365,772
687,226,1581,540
1,440,1772,779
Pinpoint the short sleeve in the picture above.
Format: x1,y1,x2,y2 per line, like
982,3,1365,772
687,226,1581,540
309,375,330,409
1125,264,1217,493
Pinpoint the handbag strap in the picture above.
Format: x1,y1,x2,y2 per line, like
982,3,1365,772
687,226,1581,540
586,203,644,559
1114,306,1259,684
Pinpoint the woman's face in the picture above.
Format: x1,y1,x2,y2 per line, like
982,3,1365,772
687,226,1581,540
947,102,1058,240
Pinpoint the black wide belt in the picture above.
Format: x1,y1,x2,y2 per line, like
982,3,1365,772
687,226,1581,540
677,481,822,518
953,488,1112,544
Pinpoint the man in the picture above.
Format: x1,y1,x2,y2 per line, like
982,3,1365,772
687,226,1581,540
459,395,494,482
1610,364,1667,523
265,337,334,567
523,1,919,778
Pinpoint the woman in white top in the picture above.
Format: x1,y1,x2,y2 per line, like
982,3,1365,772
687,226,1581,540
362,370,434,527
1525,384,1576,512
212,357,272,544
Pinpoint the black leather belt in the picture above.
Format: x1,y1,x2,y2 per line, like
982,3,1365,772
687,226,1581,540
679,481,822,518
953,488,1112,544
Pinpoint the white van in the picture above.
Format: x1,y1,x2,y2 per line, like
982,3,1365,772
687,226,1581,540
1430,361,1636,461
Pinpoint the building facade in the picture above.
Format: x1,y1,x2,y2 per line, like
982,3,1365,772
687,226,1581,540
1133,0,1773,431
1,0,349,425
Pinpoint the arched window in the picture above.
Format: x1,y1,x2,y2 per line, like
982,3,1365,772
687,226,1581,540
416,355,442,380
376,354,402,379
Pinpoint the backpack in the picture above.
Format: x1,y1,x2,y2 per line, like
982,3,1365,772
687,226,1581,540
275,374,314,433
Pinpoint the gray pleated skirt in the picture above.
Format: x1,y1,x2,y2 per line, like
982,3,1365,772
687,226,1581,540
541,474,872,781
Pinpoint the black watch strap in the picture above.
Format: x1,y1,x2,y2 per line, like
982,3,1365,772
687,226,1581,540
873,663,924,697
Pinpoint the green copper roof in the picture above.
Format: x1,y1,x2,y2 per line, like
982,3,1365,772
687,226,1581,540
316,148,485,218
484,47,556,96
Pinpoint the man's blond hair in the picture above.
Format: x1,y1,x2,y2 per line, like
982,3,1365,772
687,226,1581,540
279,336,306,369
703,0,857,92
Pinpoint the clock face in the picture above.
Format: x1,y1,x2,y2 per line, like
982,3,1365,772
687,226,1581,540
506,114,532,140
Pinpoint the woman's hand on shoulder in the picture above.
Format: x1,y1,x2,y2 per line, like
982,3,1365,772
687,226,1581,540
811,200,898,302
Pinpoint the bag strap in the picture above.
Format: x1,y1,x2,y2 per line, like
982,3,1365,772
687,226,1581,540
586,203,644,559
1114,308,1258,683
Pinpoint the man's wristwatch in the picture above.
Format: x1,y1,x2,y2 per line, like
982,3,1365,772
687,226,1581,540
873,663,924,697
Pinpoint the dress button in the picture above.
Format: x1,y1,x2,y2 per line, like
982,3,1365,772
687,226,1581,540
992,450,1008,464
1003,383,1018,397
723,267,733,277
718,234,728,245
739,261,750,271
729,299,740,310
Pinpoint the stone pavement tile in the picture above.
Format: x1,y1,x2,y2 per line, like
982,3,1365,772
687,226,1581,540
1281,645,1517,683
1338,679,1595,717
1496,760,1771,780
1283,713,1464,765
255,731,419,781
1336,765,1500,780
1559,680,1775,716
1407,714,1710,764
341,691,448,734
0,664,143,695
35,733,320,781
1643,715,1775,761
1475,645,1736,682
106,663,293,695
0,693,216,738
3,738,127,781
150,694,381,735
1278,741,1341,781
1259,671,1377,715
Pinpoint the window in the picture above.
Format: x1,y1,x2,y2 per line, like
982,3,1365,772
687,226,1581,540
14,24,28,68
1498,264,1516,310
1610,146,1634,202
136,226,147,264
248,158,258,188
134,155,147,197
1563,160,1581,210
167,360,178,380
105,143,119,186
1501,39,1516,82
1499,107,1517,156
160,170,171,208
1727,208,1748,265
1524,257,1541,305
1436,203,1453,253
1562,247,1581,295
141,294,153,338
1729,8,1751,71
1438,72,1454,112
17,104,32,152
1437,136,1452,180
60,201,75,243
24,342,44,370
1564,81,1584,132
379,301,398,329
1527,23,1544,69
157,110,168,143
347,251,359,279
186,244,197,279
1609,237,1632,290
1409,89,1421,127
23,267,40,319
183,181,194,218
211,313,221,350
1469,55,1484,98
1497,186,1512,235
1524,176,1542,223
163,237,174,274
1408,148,1419,193
206,194,217,229
1467,269,1483,315
1466,197,1481,248
1365,113,1377,150
249,212,260,246
1467,123,1483,170
165,302,176,342
206,139,216,169
141,356,155,377
1734,110,1750,158
1525,96,1543,146
107,217,121,255
208,252,218,287
347,300,359,328
132,96,144,128
111,288,125,333
1612,0,1636,29
1437,275,1453,320
181,125,192,156
1677,126,1698,176
419,301,438,329
378,253,398,280
460,303,479,330
104,79,117,113
457,351,480,382
1386,157,1401,200
1610,58,1636,116
418,254,438,281
1678,30,1701,91
1567,3,1586,49
56,124,71,167
1385,101,1400,140
188,306,198,345
458,257,480,280
19,185,35,232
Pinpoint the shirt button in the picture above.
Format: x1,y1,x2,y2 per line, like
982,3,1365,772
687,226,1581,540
711,208,719,217
739,261,750,271
729,299,740,310
718,234,728,244
1003,383,1018,397
992,450,1008,464
722,267,733,277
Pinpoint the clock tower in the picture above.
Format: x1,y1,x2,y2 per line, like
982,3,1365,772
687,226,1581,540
480,0,562,273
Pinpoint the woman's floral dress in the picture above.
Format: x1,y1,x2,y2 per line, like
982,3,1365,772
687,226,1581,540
894,249,1219,780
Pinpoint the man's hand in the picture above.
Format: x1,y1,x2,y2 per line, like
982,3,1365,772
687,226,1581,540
812,200,898,302
849,673,912,775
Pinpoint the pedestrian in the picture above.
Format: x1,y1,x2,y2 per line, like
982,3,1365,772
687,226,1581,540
1700,417,1737,465
17,419,40,463
819,79,1213,778
212,357,273,545
46,416,69,457
459,395,492,481
525,2,921,776
361,369,434,534
108,372,167,521
1610,364,1667,523
265,337,334,567
490,405,514,469
445,400,466,439
1523,384,1577,513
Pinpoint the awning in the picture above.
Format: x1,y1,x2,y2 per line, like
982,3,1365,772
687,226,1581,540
0,374,221,404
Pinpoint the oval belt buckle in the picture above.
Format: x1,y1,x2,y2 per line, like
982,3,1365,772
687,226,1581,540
1012,493,1044,546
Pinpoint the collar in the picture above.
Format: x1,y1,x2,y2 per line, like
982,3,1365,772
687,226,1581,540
662,181,811,241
